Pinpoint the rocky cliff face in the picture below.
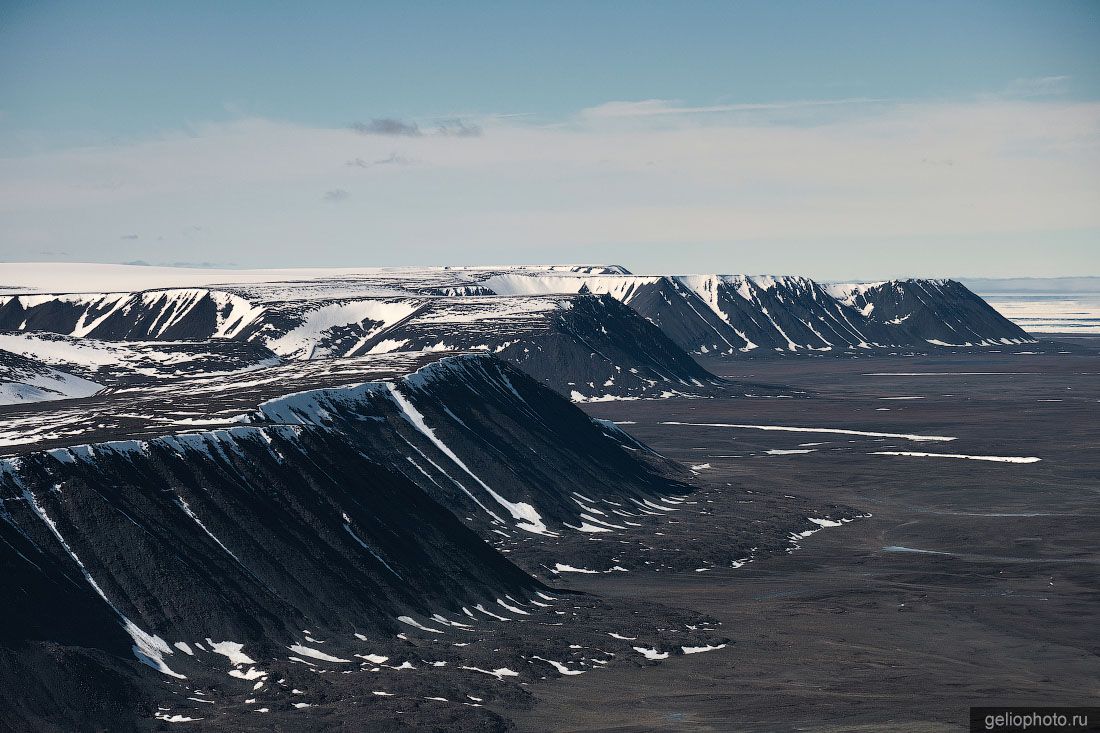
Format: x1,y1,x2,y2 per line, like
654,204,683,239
825,278,1034,346
0,286,724,401
0,353,708,729
485,272,1035,353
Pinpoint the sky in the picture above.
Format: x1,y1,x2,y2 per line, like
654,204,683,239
1,0,1098,279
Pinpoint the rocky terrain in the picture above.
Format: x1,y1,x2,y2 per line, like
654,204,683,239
0,263,1066,731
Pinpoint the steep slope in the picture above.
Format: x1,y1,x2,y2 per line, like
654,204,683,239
826,279,1034,346
2,425,539,647
0,287,724,400
671,275,880,351
249,356,691,537
0,351,719,730
0,289,263,340
482,273,761,354
484,272,1036,352
485,273,884,351
0,352,440,455
0,500,160,730
0,289,421,357
352,294,723,399
0,422,543,729
2,351,691,538
0,263,1038,353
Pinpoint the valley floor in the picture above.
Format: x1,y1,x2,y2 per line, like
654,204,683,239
509,343,1100,732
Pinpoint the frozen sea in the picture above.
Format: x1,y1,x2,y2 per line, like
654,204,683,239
981,293,1100,334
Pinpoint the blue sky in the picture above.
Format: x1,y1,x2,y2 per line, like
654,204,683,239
1,1,1098,277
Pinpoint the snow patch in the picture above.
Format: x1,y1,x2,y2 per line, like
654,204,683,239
287,644,352,663
662,421,955,442
632,646,669,660
872,451,1041,464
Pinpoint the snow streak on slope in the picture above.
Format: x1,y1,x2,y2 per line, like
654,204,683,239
0,289,261,340
1,347,702,731
347,294,722,401
384,382,554,536
261,299,422,358
245,354,688,536
0,269,721,401
825,279,1034,346
485,272,1033,352
14,475,186,678
0,417,543,675
2,266,1031,363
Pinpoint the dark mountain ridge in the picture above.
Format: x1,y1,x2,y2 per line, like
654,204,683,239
0,288,723,401
1,352,704,729
482,272,1034,353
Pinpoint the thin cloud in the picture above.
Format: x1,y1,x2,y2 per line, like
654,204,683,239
376,153,410,165
346,153,413,168
581,97,887,119
435,119,483,137
124,259,237,268
3,95,1098,269
348,118,422,136
1003,75,1071,98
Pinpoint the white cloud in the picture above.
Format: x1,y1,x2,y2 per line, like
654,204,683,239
1002,75,1072,98
1,96,1097,271
579,97,887,118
